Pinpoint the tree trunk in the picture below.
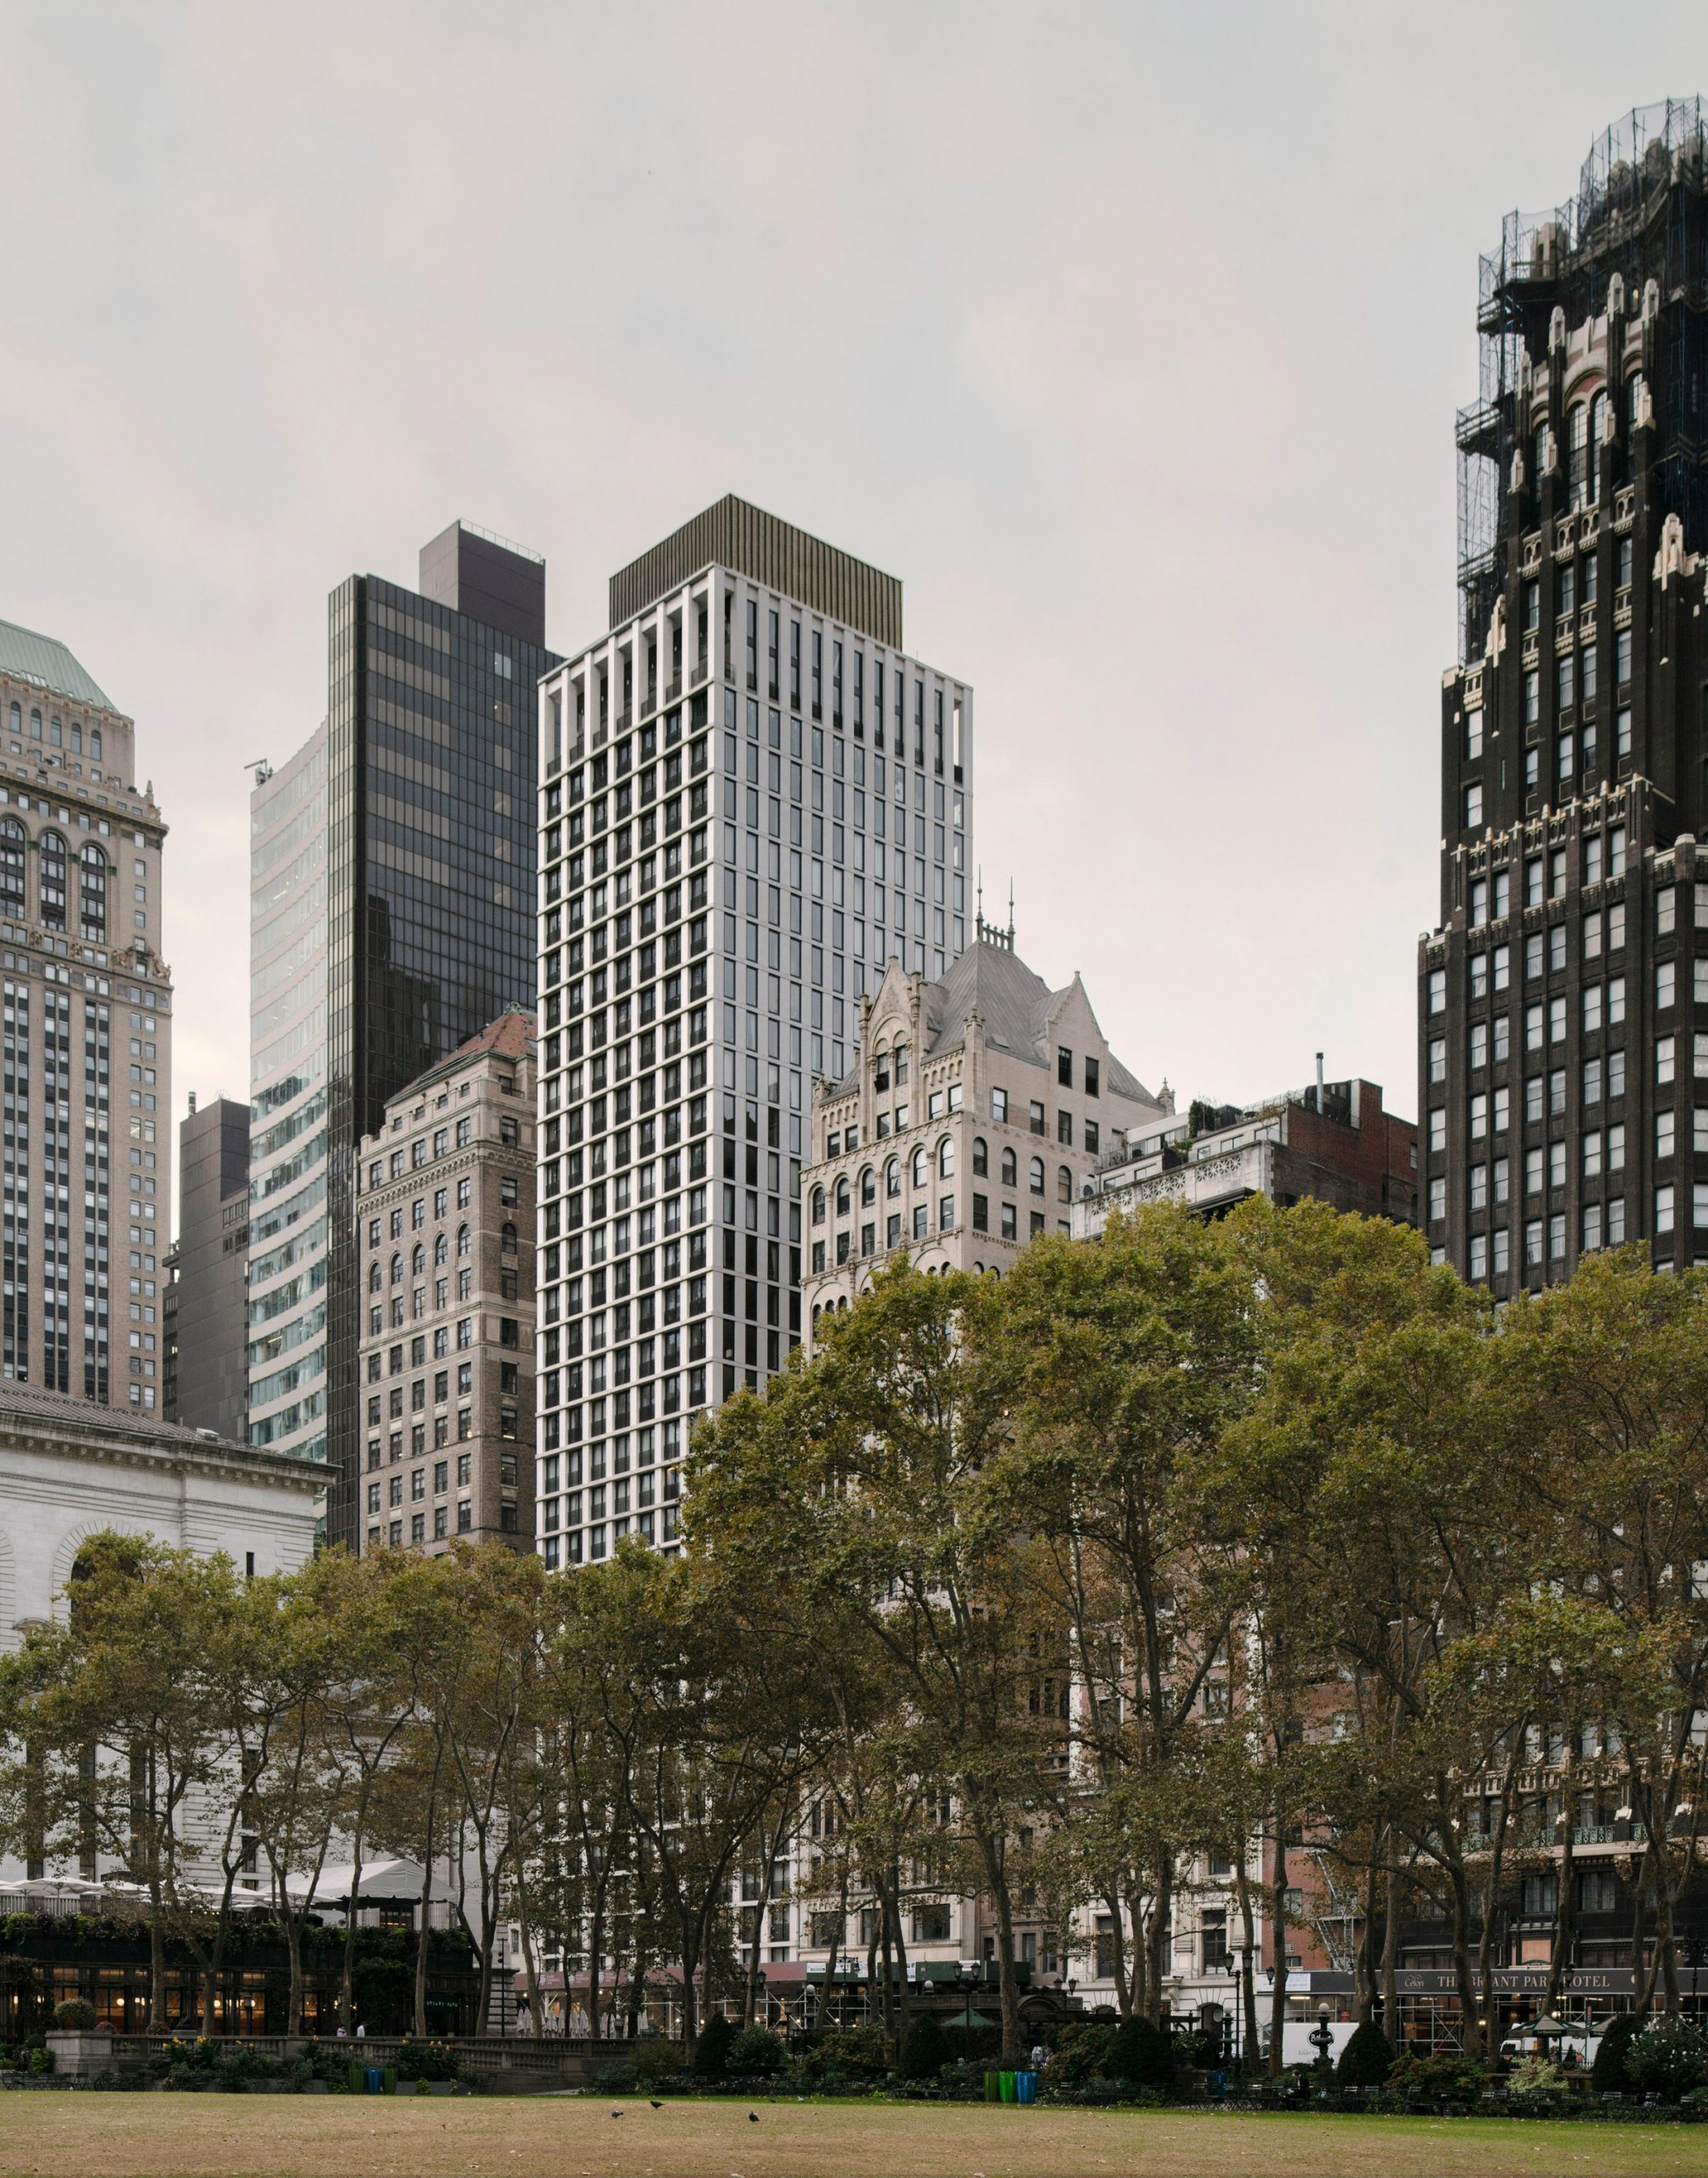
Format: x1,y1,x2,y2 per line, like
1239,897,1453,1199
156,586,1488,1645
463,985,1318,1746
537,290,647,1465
1544,1815,1575,2019
1101,1886,1130,2017
1267,1824,1289,2077
974,1829,1023,2067
340,1822,366,2035
1381,1856,1398,2044
1443,1852,1480,2061
414,1782,441,2039
819,1871,846,2033
1234,1856,1259,2071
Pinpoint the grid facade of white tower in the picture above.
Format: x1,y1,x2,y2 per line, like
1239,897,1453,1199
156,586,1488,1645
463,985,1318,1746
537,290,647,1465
532,499,973,1568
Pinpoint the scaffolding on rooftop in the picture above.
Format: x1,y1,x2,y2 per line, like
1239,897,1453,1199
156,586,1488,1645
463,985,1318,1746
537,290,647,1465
1455,97,1708,662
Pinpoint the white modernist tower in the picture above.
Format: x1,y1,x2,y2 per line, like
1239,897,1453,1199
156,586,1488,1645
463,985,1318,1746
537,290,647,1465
532,499,973,1568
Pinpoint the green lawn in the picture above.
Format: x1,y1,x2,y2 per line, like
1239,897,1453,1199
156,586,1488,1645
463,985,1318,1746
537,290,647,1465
3,2095,1708,2178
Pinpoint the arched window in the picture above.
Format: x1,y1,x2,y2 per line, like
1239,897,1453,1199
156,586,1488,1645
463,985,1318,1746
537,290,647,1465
1000,1147,1017,1187
6,702,18,739
411,1241,425,1276
390,1251,403,1286
501,1221,518,1258
811,1187,825,1225
1589,390,1608,499
38,830,66,928
1534,419,1552,478
1029,1156,1045,1195
835,1177,851,1217
368,1261,382,1293
885,1158,901,1198
874,1045,892,1092
434,1231,448,1265
1568,403,1591,508
89,728,101,762
70,722,82,755
28,709,42,741
860,1166,875,1206
912,1146,929,1188
971,1136,988,1177
48,714,62,749
1057,1166,1073,1204
457,1223,470,1257
0,821,23,915
893,1043,909,1086
1629,371,1648,427
79,845,105,941
938,1137,954,1179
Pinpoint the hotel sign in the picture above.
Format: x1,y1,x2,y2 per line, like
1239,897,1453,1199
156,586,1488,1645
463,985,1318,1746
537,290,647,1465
1395,1965,1633,1996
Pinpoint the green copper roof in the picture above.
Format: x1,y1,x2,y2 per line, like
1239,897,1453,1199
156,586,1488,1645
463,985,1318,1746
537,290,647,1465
0,618,117,712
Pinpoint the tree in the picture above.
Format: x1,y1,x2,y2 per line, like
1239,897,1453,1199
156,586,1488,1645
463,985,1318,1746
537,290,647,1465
996,1207,1258,2025
0,1534,247,2028
690,1260,1039,2062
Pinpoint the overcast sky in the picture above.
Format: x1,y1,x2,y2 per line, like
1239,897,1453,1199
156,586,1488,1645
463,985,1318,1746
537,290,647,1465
2,3,1704,1191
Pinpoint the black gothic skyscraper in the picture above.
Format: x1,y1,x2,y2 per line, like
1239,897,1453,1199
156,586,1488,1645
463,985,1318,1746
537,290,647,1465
1421,100,1708,1289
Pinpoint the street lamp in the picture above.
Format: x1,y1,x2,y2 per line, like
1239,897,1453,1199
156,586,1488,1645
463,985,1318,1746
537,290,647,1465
956,1961,978,2057
1223,1953,1244,2072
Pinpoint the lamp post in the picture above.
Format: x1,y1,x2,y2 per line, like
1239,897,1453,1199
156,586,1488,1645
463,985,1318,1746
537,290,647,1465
958,1961,977,2057
1224,1953,1244,2073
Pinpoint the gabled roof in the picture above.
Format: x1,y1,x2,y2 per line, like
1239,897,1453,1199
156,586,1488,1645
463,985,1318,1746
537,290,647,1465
837,939,1162,1108
0,619,118,713
388,1006,537,1108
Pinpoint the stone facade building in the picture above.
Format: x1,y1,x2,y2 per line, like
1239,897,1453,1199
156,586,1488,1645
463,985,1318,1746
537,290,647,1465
532,496,972,1568
0,619,172,1411
356,1009,536,1554
802,921,1169,1344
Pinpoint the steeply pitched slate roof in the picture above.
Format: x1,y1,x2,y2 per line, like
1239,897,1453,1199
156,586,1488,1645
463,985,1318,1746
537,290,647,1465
0,619,117,713
389,1006,537,1106
832,941,1161,1107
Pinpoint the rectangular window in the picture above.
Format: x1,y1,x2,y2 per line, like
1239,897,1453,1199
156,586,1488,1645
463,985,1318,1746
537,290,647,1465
1428,967,1446,1014
1084,1055,1100,1098
1428,1177,1446,1223
1656,1183,1677,1234
1658,959,1677,1009
1584,833,1603,886
1464,782,1483,829
1057,1046,1073,1087
1659,1036,1677,1085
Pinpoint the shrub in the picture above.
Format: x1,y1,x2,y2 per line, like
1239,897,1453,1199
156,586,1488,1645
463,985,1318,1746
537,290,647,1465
593,2060,638,2092
692,2011,737,2078
1506,2053,1563,2098
1336,2020,1395,2088
1592,2011,1642,2094
1104,2013,1173,2088
393,2039,459,2083
632,2038,685,2085
796,2024,889,2079
727,2025,786,2077
1626,2015,1708,2102
53,1998,99,2031
1389,2050,1487,2100
898,2011,951,2082
1045,2021,1117,2085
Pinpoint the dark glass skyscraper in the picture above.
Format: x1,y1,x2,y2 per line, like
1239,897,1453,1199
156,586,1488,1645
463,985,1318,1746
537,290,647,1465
250,523,556,1545
1421,101,1708,1289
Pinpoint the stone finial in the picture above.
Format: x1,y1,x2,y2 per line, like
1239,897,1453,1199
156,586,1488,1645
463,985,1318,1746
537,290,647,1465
1549,305,1567,352
1608,271,1625,316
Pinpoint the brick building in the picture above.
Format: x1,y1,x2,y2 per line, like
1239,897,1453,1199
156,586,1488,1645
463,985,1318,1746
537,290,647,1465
1075,1074,1417,1236
356,1010,536,1554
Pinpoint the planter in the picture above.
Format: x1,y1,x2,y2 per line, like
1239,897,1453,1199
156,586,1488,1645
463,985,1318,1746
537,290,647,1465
45,2029,113,2083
